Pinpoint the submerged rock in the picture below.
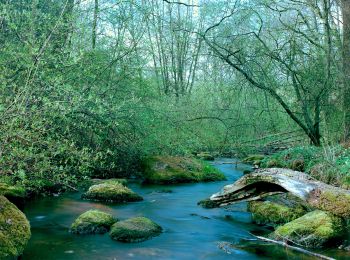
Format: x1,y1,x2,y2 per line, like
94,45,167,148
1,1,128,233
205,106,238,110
248,200,306,227
197,198,220,209
109,217,162,242
142,156,226,184
0,196,31,259
81,183,143,203
270,210,345,248
70,209,117,234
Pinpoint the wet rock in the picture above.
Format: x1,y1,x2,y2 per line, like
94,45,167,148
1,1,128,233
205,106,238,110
142,156,225,184
70,209,117,234
247,200,306,227
0,183,26,208
270,210,345,248
197,198,220,209
0,196,31,259
81,183,143,203
109,217,162,242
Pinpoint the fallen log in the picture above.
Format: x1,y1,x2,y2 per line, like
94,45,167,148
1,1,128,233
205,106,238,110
210,168,350,218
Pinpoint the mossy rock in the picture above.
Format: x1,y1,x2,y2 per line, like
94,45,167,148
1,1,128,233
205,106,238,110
247,200,306,227
109,217,162,243
197,198,219,209
142,156,225,184
196,152,215,161
242,155,265,164
0,183,26,208
0,196,31,259
270,210,345,248
82,183,143,203
70,209,117,234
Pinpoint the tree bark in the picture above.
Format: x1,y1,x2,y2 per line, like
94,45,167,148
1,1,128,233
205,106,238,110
342,0,350,141
210,168,350,218
92,0,98,49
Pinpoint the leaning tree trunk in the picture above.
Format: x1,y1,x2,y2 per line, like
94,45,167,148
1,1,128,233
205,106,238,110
342,0,350,141
210,168,350,218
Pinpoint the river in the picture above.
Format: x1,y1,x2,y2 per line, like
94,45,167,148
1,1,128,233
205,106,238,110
22,158,347,259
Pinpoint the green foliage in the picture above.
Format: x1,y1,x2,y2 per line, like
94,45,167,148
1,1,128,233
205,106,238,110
261,146,350,188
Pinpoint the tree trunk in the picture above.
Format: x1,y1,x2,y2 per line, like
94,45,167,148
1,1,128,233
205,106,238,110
92,0,98,49
210,168,350,218
342,0,350,141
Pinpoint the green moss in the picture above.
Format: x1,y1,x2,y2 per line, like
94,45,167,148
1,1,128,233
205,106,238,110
317,191,350,218
82,183,143,203
70,209,117,234
0,196,31,259
197,198,219,209
109,217,162,242
142,156,225,184
271,210,345,248
248,201,306,227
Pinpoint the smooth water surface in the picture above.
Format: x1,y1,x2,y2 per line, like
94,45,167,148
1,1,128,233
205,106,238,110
22,159,348,260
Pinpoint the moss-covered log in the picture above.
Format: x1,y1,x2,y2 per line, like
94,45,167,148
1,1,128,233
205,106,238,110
210,168,350,218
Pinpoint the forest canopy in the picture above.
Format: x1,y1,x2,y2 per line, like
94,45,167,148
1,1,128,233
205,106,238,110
0,0,349,192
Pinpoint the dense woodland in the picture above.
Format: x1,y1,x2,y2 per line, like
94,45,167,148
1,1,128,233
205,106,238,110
3,1,350,259
0,0,350,191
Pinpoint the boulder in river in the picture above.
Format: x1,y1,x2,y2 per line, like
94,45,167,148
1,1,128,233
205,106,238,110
142,156,226,184
270,210,345,248
81,183,143,203
70,209,117,234
109,217,162,243
0,195,31,259
248,200,306,227
0,183,26,208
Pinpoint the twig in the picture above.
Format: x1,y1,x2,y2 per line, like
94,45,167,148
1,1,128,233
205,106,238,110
252,235,335,260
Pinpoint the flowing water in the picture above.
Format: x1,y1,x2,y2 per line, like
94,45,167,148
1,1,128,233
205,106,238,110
22,159,348,259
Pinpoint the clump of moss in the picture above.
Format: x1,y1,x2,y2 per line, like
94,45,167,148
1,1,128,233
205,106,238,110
197,198,219,209
109,217,162,243
70,209,117,234
0,196,31,259
248,201,306,227
316,191,350,218
142,156,225,184
266,159,283,168
0,183,26,207
270,210,345,248
82,183,143,203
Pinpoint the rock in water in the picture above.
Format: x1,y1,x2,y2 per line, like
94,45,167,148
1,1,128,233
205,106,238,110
109,217,162,242
0,183,26,208
142,156,225,184
247,200,306,227
70,209,117,234
0,195,31,258
82,183,143,203
270,210,345,248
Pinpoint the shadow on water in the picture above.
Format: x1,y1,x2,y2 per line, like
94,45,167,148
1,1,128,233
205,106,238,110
22,158,347,259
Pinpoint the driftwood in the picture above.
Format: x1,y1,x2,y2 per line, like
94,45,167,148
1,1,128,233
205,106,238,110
251,235,335,260
210,168,350,218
